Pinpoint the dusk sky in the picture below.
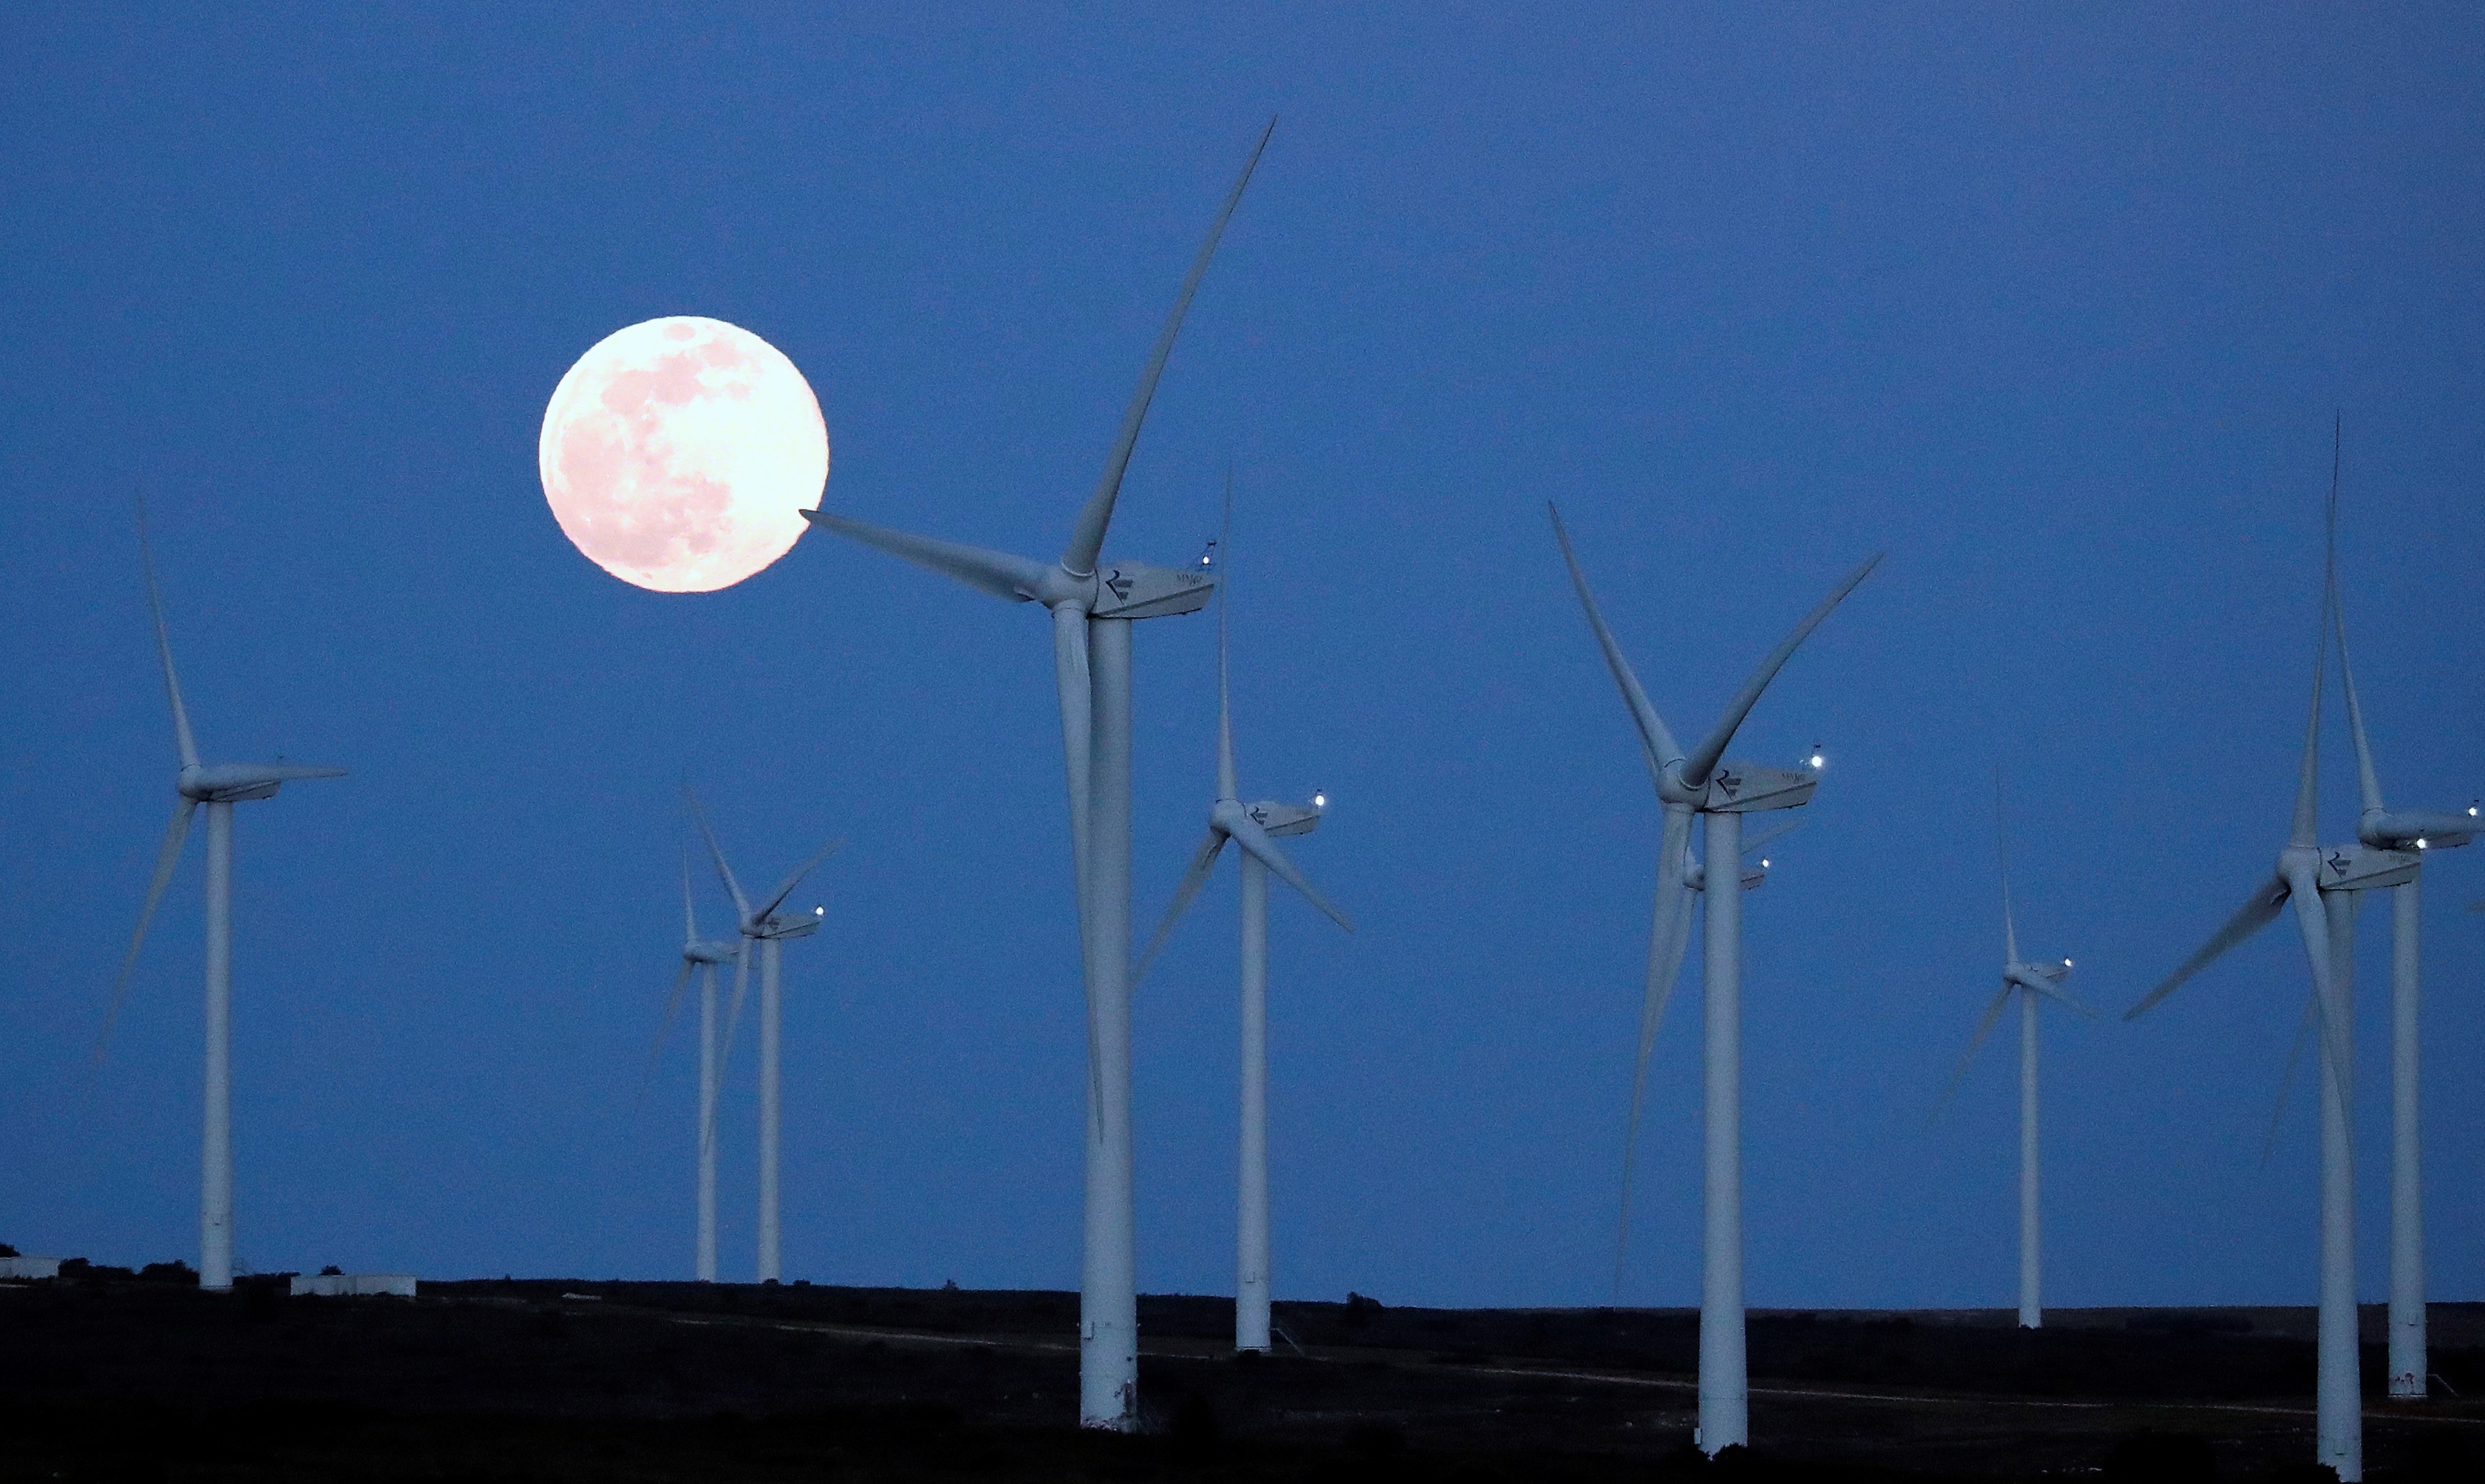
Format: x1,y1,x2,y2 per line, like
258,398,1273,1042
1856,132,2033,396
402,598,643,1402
3,5,2480,1314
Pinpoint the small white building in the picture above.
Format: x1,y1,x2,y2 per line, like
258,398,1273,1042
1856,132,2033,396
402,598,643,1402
0,1256,61,1280
289,1273,417,1297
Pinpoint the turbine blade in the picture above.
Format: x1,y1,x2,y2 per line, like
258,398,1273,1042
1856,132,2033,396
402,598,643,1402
135,494,200,771
1215,468,1237,803
632,959,697,1115
1547,503,1684,780
1134,829,1229,987
1227,814,1351,931
1061,117,1275,577
1932,985,2017,1122
714,945,751,1089
1614,802,1696,1299
684,786,751,922
1679,552,1883,790
2125,872,2291,1019
683,846,698,946
1996,764,2020,966
2258,989,2318,1169
1052,604,1094,923
97,798,197,1068
799,509,1049,602
2321,418,2387,816
2284,862,2356,1123
1054,606,1105,1136
2291,550,2329,850
2329,576,2387,818
757,835,844,923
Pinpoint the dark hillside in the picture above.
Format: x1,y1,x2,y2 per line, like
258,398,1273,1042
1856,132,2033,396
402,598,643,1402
1,1276,2476,1481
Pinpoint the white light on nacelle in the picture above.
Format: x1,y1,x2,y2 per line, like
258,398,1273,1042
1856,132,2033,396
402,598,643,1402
2063,958,2074,968
1809,752,1825,769
1759,858,1772,869
2415,839,2429,850
1312,792,1327,808
814,905,826,915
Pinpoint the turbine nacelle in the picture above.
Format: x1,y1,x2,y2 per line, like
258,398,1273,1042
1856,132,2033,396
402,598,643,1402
177,761,348,803
2005,959,2072,993
1241,798,1321,839
2357,807,2482,852
2317,841,2422,893
1090,560,1216,620
1695,760,1817,814
753,906,826,942
682,940,739,966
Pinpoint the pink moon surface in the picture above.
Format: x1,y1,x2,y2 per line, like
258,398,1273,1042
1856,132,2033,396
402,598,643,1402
538,316,829,593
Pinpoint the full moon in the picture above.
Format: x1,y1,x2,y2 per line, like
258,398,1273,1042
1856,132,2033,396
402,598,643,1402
538,316,829,593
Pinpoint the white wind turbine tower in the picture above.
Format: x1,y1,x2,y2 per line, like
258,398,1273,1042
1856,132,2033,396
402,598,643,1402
103,499,344,1292
688,788,839,1284
2123,482,2417,1483
641,848,745,1282
2321,424,2480,1399
1932,768,2089,1331
799,121,1267,1429
1550,503,1879,1457
1132,483,1353,1354
1609,807,1797,1296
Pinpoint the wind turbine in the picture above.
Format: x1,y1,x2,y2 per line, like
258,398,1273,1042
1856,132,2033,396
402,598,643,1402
102,499,344,1292
642,848,745,1281
797,122,1266,1429
2322,427,2480,1400
1932,768,2088,1330
688,788,839,1284
1132,482,1352,1354
2123,478,2416,1483
1550,504,1879,1457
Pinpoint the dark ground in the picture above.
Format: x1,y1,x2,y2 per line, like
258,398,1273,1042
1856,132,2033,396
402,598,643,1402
3,1272,2480,1481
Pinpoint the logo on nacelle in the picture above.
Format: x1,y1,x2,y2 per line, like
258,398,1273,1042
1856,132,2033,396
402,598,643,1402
2319,844,2422,892
1091,563,1214,619
1700,761,1816,814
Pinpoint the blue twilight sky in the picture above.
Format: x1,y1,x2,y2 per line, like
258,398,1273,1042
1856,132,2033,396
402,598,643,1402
2,5,2480,1312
